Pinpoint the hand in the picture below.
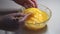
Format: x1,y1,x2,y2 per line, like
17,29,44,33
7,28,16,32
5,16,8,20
13,0,37,8
1,13,31,30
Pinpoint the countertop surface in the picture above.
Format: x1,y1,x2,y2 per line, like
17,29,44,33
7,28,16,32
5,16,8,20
0,0,60,34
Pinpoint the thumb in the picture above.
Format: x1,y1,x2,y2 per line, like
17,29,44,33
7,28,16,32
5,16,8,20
8,13,25,17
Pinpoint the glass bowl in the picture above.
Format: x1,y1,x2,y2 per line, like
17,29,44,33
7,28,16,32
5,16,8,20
19,4,52,30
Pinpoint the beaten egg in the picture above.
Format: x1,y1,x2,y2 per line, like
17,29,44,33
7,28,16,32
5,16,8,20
23,8,48,30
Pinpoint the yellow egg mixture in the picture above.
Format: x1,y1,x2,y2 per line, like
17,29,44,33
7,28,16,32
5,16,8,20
23,8,49,30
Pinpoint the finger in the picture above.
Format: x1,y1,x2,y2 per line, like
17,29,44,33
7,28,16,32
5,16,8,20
31,0,37,8
9,13,25,17
28,0,36,8
24,3,33,8
23,0,35,8
19,13,32,22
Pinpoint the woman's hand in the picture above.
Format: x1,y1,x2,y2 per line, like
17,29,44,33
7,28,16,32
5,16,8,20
13,0,37,8
0,13,31,30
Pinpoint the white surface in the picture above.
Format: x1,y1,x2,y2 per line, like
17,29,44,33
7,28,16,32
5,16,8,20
37,0,60,34
0,0,60,34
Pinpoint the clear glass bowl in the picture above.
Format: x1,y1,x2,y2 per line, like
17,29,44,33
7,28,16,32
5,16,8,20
19,4,52,30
